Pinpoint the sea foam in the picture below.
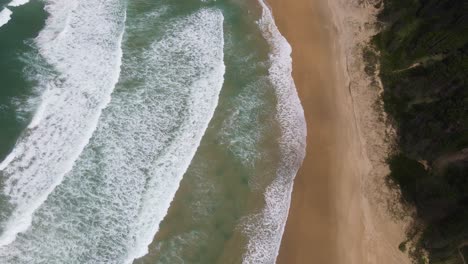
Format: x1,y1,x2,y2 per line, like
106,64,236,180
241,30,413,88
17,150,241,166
0,0,34,29
0,7,225,264
0,8,12,28
242,1,307,263
8,0,30,7
122,8,225,262
0,0,126,247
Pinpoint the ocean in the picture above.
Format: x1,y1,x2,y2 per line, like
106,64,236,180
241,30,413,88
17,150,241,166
0,0,306,263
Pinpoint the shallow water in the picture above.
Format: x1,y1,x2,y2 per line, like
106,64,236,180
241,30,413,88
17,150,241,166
0,0,305,263
0,0,46,160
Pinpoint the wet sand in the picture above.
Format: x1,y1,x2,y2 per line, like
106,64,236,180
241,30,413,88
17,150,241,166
266,0,364,262
267,0,412,263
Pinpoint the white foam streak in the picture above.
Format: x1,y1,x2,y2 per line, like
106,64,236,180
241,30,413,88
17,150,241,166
0,8,224,263
0,0,126,247
242,1,307,263
124,10,225,262
8,0,30,7
0,8,12,28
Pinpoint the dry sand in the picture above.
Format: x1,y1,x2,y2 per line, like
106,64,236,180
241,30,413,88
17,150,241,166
266,0,413,263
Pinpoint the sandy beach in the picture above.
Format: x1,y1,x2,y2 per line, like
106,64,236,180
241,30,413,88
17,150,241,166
267,0,412,263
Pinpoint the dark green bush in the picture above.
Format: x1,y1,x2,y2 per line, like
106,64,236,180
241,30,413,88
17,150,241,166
374,0,468,262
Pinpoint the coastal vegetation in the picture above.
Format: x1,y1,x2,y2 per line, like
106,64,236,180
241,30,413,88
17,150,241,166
372,0,468,262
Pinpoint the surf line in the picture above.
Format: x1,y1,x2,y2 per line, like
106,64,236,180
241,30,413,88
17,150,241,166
0,1,127,247
241,0,307,263
123,9,226,263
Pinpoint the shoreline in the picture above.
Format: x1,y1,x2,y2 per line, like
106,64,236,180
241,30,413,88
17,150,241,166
267,0,412,263
267,0,344,262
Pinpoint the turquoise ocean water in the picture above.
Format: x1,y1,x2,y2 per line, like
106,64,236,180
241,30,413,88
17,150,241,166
0,0,306,263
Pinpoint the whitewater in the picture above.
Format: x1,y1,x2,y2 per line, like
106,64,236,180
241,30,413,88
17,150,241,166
241,1,306,263
0,1,225,262
0,8,12,28
0,0,33,28
0,0,306,263
0,0,127,247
